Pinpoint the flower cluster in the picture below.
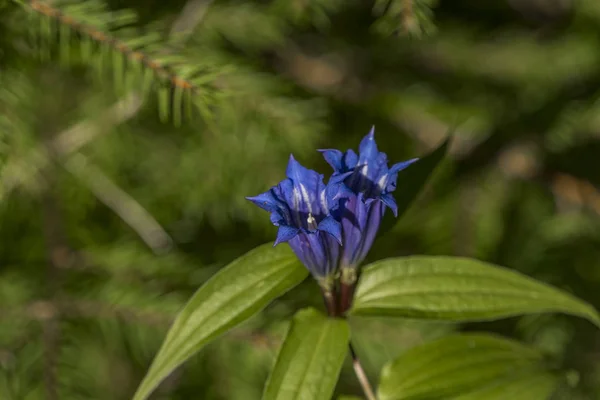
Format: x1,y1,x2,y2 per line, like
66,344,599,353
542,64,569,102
247,127,418,302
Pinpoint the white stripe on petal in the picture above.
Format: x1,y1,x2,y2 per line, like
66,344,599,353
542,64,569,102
299,183,312,214
377,174,387,190
320,189,327,211
291,187,303,226
361,165,369,177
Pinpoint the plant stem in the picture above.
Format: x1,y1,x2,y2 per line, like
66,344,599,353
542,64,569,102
320,286,339,317
349,342,376,400
338,280,356,315
338,267,358,315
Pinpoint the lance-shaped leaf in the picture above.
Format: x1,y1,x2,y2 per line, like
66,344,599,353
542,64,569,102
451,369,559,400
263,308,350,400
132,243,308,400
378,333,559,400
350,256,600,326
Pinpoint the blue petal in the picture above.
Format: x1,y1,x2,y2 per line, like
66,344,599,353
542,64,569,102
356,200,385,263
286,154,316,183
360,151,389,193
331,182,356,204
389,158,419,175
320,183,340,215
343,149,359,170
270,211,284,226
304,233,329,275
319,149,344,171
274,225,300,246
320,148,359,176
284,154,325,221
275,179,298,226
245,191,279,212
288,232,339,277
381,193,398,217
317,215,342,244
339,193,368,266
385,158,419,192
328,170,354,186
358,126,379,165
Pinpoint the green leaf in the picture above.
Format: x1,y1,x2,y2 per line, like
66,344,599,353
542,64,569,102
378,333,559,400
379,136,451,235
132,243,308,400
263,308,350,400
451,369,558,400
350,256,600,326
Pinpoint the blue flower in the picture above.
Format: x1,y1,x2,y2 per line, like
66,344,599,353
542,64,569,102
246,155,342,279
320,127,418,270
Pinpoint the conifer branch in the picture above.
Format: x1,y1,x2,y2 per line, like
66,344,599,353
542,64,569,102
20,0,226,124
25,0,203,92
1,0,215,251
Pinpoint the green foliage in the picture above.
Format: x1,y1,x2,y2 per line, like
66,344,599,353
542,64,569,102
133,243,307,400
263,308,349,400
351,256,600,326
451,371,559,400
18,0,228,125
2,0,600,399
378,333,558,400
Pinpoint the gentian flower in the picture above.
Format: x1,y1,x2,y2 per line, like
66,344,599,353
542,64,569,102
246,155,342,283
320,127,418,273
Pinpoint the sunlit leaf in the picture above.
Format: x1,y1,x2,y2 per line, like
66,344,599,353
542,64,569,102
452,369,558,400
351,256,600,326
378,333,559,400
263,308,350,400
132,243,308,400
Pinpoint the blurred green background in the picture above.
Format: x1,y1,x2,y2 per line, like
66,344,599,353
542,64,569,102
2,0,600,398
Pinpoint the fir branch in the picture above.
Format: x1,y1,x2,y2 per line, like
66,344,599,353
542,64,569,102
51,0,216,251
26,0,194,89
21,0,226,124
0,0,213,248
